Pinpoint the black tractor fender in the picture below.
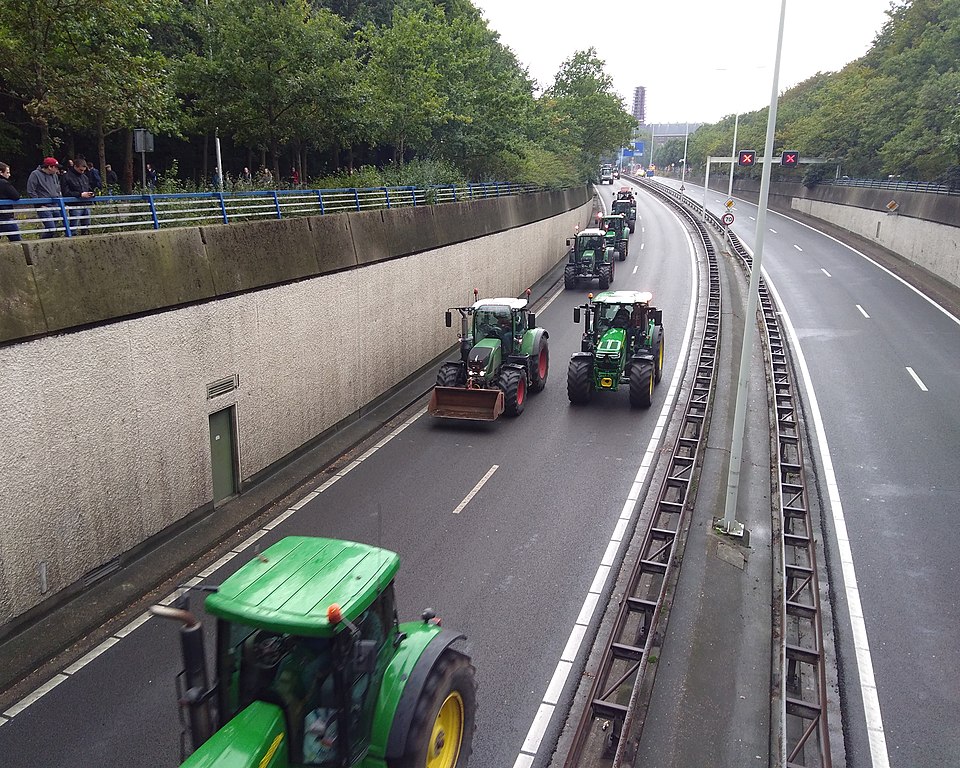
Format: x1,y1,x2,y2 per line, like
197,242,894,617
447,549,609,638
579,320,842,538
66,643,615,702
385,628,468,759
570,351,595,362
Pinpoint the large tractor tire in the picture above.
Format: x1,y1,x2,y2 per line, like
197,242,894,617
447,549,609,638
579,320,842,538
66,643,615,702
618,242,627,261
567,358,594,404
499,367,527,416
654,337,665,383
564,265,577,290
598,266,610,290
629,361,654,408
437,363,465,388
530,341,549,393
629,221,636,234
393,650,476,768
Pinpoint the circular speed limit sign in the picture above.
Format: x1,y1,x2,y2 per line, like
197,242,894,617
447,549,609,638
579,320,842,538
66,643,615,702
721,212,735,226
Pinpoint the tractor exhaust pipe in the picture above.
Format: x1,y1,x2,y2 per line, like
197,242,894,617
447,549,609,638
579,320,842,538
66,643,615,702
150,603,215,751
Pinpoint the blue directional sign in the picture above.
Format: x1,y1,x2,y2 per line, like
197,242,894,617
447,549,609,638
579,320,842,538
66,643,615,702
622,149,635,157
633,141,645,154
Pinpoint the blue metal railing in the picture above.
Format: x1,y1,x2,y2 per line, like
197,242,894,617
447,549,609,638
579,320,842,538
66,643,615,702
0,181,543,239
825,177,959,196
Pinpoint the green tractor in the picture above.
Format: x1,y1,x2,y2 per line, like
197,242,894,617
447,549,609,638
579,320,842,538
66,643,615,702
563,228,617,291
152,536,476,768
598,213,629,261
428,291,549,421
566,290,665,408
611,189,637,233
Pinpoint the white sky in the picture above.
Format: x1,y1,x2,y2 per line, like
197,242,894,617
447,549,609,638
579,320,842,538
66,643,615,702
471,0,895,123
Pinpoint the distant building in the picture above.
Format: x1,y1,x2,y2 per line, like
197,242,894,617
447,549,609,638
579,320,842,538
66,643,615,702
632,87,646,124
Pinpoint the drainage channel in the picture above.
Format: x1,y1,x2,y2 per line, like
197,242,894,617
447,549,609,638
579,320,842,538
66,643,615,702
562,183,721,767
652,180,834,767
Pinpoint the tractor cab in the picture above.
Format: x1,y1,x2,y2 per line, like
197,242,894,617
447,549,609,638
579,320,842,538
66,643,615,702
571,228,607,264
611,199,637,233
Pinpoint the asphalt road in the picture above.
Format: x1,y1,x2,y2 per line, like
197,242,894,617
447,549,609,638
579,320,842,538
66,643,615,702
0,181,702,768
666,178,960,768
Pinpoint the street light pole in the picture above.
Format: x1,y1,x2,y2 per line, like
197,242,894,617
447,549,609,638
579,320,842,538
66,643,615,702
727,113,739,200
649,124,656,171
680,121,689,188
719,0,788,538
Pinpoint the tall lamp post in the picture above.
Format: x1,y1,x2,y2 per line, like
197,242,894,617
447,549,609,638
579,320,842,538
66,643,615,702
727,113,740,200
718,0,787,537
680,121,690,190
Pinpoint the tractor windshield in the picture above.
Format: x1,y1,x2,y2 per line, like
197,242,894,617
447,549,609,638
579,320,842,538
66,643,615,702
595,304,633,334
474,307,512,344
580,235,605,252
612,201,630,215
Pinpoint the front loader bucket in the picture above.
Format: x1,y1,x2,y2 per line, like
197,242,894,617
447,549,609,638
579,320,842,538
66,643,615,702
428,386,505,421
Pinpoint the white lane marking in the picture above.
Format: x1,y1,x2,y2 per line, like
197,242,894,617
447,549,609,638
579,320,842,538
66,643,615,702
749,215,756,220
0,715,7,727
740,201,960,328
759,259,891,768
794,244,803,252
769,228,778,233
821,268,832,277
233,529,269,553
856,305,870,319
515,193,700,765
715,199,723,203
905,367,928,391
114,612,152,638
452,465,499,514
3,675,68,719
543,660,573,705
262,508,296,531
632,266,638,274
198,550,239,578
642,227,646,233
640,242,645,250
64,637,121,675
537,284,565,313
289,491,318,510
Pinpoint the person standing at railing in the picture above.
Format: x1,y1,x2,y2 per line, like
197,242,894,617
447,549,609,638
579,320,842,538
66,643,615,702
105,164,119,193
61,157,95,235
26,157,63,238
290,167,300,186
0,162,22,242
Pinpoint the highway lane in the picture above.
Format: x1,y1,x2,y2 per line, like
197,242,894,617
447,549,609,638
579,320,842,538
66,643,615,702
663,178,960,768
0,181,703,767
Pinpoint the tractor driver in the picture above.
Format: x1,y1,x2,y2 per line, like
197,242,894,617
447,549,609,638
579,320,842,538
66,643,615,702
630,303,645,350
497,312,514,355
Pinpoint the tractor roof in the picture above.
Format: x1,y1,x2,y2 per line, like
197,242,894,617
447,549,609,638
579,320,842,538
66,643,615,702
578,228,606,237
473,297,528,310
593,290,654,305
601,213,625,219
205,536,400,638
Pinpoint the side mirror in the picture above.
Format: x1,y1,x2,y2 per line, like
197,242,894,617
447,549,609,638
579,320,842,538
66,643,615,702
573,307,581,323
566,238,573,247
353,639,378,675
445,311,452,328
652,310,663,325
528,312,536,327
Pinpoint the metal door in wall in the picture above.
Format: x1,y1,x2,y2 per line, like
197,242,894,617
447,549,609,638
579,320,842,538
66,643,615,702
209,407,237,504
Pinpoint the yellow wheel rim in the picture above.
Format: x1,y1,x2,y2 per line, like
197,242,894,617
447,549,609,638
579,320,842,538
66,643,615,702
658,340,664,371
426,691,464,768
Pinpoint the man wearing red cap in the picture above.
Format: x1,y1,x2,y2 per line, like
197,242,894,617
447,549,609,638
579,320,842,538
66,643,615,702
27,157,63,238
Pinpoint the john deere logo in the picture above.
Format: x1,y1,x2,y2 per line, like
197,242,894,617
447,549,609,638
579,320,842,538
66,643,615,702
598,338,622,354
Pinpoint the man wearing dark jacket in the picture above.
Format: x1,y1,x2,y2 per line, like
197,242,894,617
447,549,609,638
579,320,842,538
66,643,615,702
61,157,95,235
26,157,63,238
0,161,22,241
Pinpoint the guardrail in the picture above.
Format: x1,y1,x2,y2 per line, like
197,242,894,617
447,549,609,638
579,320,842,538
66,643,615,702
0,181,541,239
824,177,959,196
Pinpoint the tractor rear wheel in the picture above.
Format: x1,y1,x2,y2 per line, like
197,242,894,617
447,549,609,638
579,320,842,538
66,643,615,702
564,265,577,290
629,222,636,233
499,367,526,416
393,650,476,768
437,363,464,388
567,358,594,404
654,338,664,383
629,361,654,408
530,342,549,393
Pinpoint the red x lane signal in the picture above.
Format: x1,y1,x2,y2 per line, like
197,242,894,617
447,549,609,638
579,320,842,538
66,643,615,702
781,151,799,166
738,150,756,167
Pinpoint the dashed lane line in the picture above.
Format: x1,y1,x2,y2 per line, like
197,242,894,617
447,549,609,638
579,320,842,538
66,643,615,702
632,266,638,274
905,367,928,391
794,244,803,251
452,465,499,515
822,269,832,277
856,305,870,319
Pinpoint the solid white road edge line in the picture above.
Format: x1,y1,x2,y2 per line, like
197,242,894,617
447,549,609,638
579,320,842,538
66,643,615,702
452,465,499,514
513,187,699,767
760,262,891,768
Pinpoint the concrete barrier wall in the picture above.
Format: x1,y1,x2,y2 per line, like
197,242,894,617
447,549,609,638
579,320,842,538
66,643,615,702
0,193,594,625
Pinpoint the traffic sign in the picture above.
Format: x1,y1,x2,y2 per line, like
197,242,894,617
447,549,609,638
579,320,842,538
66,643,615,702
781,150,799,166
724,199,735,209
738,150,756,167
721,212,735,226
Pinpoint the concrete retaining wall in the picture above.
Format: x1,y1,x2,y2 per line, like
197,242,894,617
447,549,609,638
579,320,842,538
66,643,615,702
0,191,594,625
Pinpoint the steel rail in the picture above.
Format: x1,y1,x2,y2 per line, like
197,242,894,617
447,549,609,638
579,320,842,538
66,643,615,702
660,179,832,767
562,181,722,767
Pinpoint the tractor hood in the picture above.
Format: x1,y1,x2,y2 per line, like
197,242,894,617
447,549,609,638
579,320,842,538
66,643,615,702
580,249,599,263
596,327,627,356
468,338,502,378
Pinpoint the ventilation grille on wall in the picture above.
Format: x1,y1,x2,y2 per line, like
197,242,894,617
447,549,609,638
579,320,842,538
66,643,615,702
207,374,239,400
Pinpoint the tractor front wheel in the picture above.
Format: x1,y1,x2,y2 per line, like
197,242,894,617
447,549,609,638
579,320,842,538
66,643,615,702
530,342,549,393
567,358,594,404
654,338,664,383
619,244,627,261
437,363,465,388
629,361,654,408
499,367,527,416
564,265,577,290
598,266,610,290
393,650,476,768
